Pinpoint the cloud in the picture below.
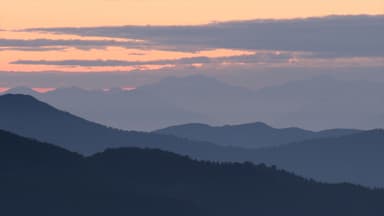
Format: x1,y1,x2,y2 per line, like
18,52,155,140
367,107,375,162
28,15,384,57
10,52,298,67
0,38,149,51
0,46,67,52
11,56,211,67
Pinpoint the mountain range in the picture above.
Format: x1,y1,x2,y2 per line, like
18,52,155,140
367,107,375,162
155,122,359,148
1,94,384,188
1,129,384,216
3,75,384,131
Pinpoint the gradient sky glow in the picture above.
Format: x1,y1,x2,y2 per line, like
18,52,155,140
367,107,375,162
0,1,383,88
1,0,383,28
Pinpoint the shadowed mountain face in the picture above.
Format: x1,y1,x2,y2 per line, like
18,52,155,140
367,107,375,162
155,122,360,148
249,130,384,187
1,129,384,216
3,75,384,131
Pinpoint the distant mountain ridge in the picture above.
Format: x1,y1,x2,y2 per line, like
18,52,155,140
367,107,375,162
155,122,360,148
1,129,384,216
3,75,383,130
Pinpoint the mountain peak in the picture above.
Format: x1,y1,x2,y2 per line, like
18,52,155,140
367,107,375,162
0,93,40,103
5,87,37,95
0,94,56,107
48,86,90,94
237,122,272,129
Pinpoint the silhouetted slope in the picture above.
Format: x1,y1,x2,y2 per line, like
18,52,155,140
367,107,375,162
155,122,360,148
5,86,39,96
250,130,384,187
0,94,224,155
1,130,384,216
0,129,81,166
0,130,198,216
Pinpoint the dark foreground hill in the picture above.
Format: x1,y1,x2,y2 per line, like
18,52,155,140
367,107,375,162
155,122,359,148
1,129,384,216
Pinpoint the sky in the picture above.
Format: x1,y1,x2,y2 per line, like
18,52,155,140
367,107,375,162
0,0,383,89
1,0,383,28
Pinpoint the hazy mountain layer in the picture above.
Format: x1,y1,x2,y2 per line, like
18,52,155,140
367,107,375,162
3,75,384,131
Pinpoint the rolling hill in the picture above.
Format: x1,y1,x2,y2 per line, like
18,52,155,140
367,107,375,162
1,129,384,216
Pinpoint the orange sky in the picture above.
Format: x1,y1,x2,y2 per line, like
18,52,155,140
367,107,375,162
0,1,382,74
1,0,383,29
0,30,255,72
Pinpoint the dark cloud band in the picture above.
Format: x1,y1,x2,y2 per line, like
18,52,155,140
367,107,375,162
28,15,384,57
10,52,299,67
0,38,150,50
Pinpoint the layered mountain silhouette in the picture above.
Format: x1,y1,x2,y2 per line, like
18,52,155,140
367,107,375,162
3,75,384,131
1,94,384,188
1,129,384,216
156,122,384,187
0,94,223,155
155,122,359,148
